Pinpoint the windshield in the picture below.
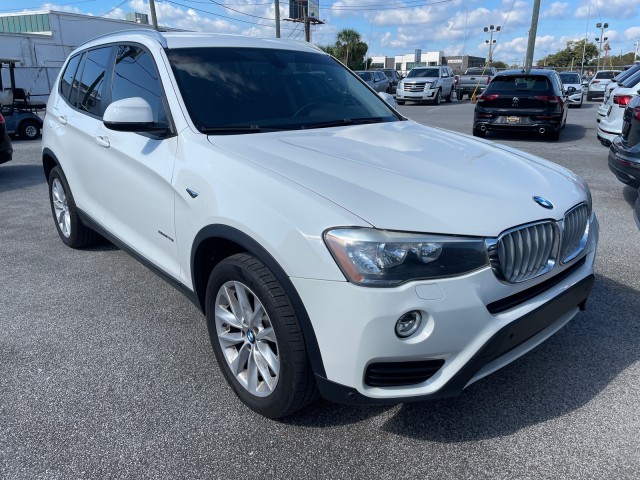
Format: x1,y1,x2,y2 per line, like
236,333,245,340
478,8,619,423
594,71,618,80
166,47,400,133
559,73,581,84
407,68,440,78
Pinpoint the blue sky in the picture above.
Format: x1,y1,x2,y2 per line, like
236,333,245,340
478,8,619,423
4,1,640,65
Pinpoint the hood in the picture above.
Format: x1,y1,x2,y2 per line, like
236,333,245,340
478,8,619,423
403,77,437,83
208,121,587,237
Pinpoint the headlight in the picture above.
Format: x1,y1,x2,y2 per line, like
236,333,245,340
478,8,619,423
398,82,404,91
324,228,488,287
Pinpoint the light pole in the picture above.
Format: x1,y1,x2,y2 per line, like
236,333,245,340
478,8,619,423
484,25,501,66
595,22,609,70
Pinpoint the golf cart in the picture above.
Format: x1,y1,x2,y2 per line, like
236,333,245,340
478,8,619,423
0,58,45,140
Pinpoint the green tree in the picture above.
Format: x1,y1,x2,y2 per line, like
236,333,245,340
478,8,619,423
538,39,598,68
334,29,369,70
491,60,508,70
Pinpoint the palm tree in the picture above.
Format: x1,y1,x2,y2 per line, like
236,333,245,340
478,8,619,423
334,29,367,69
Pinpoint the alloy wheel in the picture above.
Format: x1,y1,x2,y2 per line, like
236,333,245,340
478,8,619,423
51,178,71,238
214,280,280,397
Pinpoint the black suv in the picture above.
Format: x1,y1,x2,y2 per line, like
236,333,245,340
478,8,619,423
376,68,402,94
473,69,570,141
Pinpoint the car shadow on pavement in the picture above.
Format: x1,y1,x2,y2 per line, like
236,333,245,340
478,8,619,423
283,274,639,437
622,185,639,209
0,164,45,193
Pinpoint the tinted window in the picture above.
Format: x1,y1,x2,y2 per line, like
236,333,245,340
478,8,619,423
621,70,640,88
559,73,581,84
112,45,168,124
486,76,551,94
167,47,399,132
69,53,86,107
77,47,112,116
407,68,440,78
593,71,618,80
60,54,81,101
358,72,373,82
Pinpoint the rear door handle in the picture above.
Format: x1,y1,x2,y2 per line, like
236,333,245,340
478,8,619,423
57,114,67,125
95,135,110,148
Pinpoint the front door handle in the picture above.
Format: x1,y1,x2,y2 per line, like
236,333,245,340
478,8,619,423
57,114,67,125
95,135,110,148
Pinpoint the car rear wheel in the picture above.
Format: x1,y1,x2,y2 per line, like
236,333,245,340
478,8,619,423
19,119,40,140
396,100,405,105
445,87,453,103
48,166,102,248
548,129,560,141
205,253,318,418
457,91,464,100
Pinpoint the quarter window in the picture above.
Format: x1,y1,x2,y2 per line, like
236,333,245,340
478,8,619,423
112,45,168,125
60,54,81,102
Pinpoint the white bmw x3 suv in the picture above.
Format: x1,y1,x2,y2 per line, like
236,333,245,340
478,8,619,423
43,30,598,418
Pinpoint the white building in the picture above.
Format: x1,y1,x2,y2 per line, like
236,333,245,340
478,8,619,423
370,50,445,75
0,10,173,67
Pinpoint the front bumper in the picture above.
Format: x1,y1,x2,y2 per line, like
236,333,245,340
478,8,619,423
396,87,437,102
293,216,598,404
474,114,562,133
567,92,583,105
608,138,640,188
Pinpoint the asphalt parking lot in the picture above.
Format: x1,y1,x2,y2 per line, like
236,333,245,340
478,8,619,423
2,100,639,479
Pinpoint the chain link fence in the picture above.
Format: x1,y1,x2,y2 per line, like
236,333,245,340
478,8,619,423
1,66,61,106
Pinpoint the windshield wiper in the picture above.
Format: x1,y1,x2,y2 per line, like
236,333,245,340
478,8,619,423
301,117,388,130
201,125,262,134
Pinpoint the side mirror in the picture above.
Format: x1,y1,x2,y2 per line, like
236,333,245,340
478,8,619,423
103,97,168,134
378,91,397,109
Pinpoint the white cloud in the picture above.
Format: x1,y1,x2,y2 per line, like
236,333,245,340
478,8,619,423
575,0,640,19
624,26,640,40
541,2,568,19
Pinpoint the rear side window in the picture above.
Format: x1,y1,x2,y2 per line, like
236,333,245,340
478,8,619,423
111,45,168,125
60,54,81,101
77,46,113,117
486,76,550,94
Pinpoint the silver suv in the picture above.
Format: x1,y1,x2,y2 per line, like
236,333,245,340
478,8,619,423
396,65,455,105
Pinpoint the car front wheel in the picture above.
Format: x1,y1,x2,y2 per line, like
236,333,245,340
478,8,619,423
205,253,318,418
432,88,441,105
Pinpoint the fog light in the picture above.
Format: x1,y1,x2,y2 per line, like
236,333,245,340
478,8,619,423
395,311,422,338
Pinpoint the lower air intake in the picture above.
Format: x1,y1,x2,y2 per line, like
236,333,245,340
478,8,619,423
365,360,445,387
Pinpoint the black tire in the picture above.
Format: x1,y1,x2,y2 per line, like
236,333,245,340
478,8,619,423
19,119,41,140
48,166,101,248
548,129,560,141
472,127,486,138
205,253,318,418
445,87,453,103
432,89,441,105
457,91,464,100
396,100,405,105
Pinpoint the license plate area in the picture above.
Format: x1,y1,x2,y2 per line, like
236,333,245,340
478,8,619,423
506,116,521,124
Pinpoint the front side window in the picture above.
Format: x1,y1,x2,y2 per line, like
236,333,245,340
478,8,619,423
77,47,113,117
112,45,168,125
167,47,400,133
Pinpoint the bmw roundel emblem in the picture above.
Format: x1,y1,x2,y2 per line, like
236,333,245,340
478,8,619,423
533,196,554,209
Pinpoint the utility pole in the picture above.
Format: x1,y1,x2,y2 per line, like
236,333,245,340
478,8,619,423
149,0,159,31
304,6,310,42
275,0,280,38
524,0,541,69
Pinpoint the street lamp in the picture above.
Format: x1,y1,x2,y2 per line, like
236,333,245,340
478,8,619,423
484,25,501,65
595,22,609,70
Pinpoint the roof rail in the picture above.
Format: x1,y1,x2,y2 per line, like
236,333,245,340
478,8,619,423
83,28,167,48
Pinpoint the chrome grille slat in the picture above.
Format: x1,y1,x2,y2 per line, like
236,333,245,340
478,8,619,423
488,203,590,284
490,220,558,283
560,204,589,263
